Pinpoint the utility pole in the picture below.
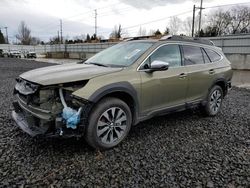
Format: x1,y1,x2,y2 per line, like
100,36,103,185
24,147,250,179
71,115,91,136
4,27,8,44
60,19,63,44
192,5,196,37
191,0,205,37
198,0,204,37
94,9,97,38
57,31,60,44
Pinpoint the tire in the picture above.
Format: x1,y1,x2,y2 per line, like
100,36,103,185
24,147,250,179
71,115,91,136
202,85,223,116
85,97,132,150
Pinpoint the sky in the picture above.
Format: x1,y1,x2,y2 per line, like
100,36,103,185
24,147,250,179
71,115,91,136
1,0,250,43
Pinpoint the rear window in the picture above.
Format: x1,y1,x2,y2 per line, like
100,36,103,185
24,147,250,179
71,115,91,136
204,48,221,62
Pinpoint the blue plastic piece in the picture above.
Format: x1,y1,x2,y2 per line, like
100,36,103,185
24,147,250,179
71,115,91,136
62,107,81,129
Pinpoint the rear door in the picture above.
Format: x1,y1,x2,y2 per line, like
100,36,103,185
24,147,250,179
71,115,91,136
181,45,214,103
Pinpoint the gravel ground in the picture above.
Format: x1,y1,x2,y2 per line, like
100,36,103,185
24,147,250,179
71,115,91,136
0,57,249,187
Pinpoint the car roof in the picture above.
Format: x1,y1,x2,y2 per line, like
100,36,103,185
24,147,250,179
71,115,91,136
125,36,221,51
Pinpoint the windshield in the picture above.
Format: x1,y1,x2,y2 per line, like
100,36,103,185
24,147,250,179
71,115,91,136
85,42,154,67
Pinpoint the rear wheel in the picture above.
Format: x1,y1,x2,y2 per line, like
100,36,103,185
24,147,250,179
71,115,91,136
202,85,223,116
85,97,132,150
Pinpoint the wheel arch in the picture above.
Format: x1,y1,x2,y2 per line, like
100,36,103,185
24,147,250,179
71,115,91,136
88,82,139,125
210,78,228,97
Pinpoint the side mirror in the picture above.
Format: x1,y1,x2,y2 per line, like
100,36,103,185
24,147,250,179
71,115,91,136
146,60,169,73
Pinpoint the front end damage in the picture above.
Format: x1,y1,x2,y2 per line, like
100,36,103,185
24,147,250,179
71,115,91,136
12,78,92,137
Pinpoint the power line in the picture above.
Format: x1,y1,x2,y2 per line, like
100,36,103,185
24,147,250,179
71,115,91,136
97,9,192,36
205,1,250,9
123,10,192,30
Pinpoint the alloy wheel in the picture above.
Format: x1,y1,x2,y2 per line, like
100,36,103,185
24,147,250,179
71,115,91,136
209,89,222,114
97,107,127,145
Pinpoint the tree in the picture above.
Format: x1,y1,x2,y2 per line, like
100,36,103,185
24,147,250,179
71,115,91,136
154,29,162,36
169,16,182,35
203,26,218,37
229,6,250,34
208,9,232,36
49,36,60,44
163,27,170,35
0,30,5,44
202,6,250,36
148,29,156,36
86,34,91,42
199,29,205,37
138,26,147,36
91,34,97,40
182,17,195,36
110,24,122,39
30,37,40,45
16,21,32,45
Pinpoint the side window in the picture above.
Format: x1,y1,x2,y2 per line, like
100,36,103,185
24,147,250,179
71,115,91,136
182,45,204,65
201,48,211,63
141,44,182,69
150,44,181,68
204,48,221,62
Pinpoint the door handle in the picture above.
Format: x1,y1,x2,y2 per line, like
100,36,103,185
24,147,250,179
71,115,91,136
179,73,187,79
209,69,215,74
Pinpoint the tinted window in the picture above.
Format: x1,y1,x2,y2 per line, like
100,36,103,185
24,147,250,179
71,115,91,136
182,45,204,65
204,48,221,62
202,48,211,63
149,44,182,68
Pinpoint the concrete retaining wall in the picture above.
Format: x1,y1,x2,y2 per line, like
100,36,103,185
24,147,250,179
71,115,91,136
226,54,250,70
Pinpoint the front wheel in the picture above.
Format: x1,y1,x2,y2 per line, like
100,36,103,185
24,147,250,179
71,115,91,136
202,85,223,116
85,97,132,150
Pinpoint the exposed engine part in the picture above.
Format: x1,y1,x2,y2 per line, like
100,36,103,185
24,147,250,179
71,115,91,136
59,88,82,129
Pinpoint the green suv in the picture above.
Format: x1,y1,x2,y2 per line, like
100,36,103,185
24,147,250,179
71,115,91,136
12,36,233,150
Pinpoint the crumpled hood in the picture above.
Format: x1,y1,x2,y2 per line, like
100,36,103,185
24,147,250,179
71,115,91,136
20,63,122,85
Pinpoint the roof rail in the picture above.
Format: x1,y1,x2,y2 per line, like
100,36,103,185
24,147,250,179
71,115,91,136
160,35,214,46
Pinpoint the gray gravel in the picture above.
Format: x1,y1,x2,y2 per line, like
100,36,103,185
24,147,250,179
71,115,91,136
0,57,250,187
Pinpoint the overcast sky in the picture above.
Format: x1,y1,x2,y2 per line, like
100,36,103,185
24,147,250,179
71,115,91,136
1,0,250,43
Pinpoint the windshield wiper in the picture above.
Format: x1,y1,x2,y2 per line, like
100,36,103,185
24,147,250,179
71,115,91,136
85,62,108,67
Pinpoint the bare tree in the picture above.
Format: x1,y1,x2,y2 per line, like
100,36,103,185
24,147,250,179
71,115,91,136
229,6,250,34
109,24,122,39
163,27,170,35
30,37,40,45
168,16,182,35
148,29,156,36
137,26,147,36
182,17,194,36
16,21,32,45
208,9,232,35
203,6,250,36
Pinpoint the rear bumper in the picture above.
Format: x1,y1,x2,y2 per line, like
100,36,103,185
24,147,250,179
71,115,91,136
227,80,232,90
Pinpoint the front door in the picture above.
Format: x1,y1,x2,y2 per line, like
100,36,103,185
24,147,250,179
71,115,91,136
139,44,188,115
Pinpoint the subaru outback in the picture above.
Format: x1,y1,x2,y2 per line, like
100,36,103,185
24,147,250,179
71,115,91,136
12,36,233,150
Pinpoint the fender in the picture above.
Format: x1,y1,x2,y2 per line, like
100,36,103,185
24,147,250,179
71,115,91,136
88,82,140,124
210,77,228,96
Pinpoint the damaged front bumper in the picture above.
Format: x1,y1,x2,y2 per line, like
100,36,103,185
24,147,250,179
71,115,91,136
12,109,43,137
12,98,91,138
12,78,92,138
